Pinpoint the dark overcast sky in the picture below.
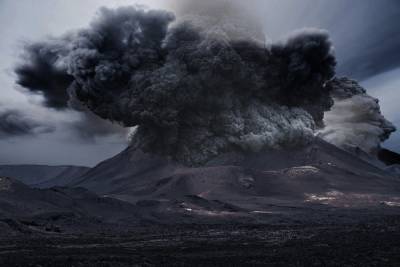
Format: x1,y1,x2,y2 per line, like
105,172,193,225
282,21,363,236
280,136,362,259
0,0,399,166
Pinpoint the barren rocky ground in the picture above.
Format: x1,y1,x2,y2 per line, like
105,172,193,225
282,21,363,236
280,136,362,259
1,216,400,267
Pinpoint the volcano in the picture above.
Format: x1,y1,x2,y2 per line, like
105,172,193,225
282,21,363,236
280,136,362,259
3,137,400,226
56,137,399,223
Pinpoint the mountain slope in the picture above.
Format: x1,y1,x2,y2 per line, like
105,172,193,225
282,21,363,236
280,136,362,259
73,138,400,211
1,138,400,227
0,165,90,188
0,176,143,234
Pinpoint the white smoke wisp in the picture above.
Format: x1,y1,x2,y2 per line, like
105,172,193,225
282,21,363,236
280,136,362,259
320,78,396,155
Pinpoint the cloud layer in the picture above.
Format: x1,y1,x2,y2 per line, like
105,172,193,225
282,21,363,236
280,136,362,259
0,107,54,137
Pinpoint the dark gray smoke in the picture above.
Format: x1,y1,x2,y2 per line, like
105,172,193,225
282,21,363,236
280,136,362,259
15,6,337,165
16,41,73,109
15,38,127,140
0,108,54,137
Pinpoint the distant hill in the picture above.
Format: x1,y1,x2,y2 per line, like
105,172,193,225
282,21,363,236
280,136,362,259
0,165,89,188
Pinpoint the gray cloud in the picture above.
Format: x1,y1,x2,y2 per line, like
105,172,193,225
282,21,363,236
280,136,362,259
326,0,400,80
0,107,54,137
254,0,400,80
67,109,128,141
0,100,127,166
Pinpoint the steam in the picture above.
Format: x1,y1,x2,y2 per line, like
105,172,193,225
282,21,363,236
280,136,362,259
15,5,340,165
319,78,396,155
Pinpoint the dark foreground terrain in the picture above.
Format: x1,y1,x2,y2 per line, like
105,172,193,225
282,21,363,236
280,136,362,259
2,138,400,266
1,216,400,267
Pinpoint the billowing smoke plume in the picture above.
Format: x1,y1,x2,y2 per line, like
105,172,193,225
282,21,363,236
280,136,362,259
15,39,128,140
15,5,338,165
319,78,396,155
16,41,73,109
0,107,54,138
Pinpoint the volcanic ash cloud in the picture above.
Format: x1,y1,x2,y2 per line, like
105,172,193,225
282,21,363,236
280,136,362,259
16,6,345,165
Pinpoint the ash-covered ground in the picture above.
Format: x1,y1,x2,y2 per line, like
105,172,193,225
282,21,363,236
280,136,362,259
1,217,400,267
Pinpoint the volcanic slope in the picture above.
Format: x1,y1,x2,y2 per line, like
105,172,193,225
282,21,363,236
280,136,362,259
0,176,144,235
72,138,400,215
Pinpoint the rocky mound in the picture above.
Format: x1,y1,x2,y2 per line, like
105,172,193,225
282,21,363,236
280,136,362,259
0,176,142,234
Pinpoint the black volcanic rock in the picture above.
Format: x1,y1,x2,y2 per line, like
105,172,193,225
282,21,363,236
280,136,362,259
379,148,400,166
